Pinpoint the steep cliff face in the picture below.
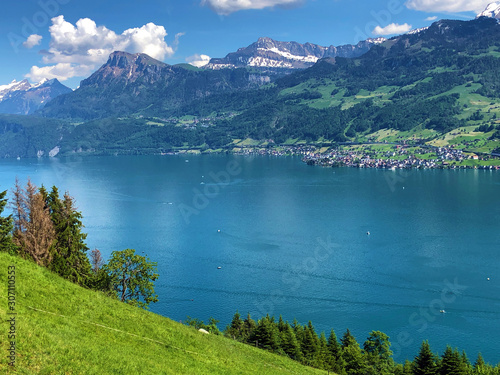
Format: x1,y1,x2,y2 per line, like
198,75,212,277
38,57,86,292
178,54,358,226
81,51,172,87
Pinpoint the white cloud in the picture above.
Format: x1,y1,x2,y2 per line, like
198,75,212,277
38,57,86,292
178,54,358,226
25,63,93,83
186,54,211,68
201,0,303,15
373,23,412,36
27,15,178,82
425,16,438,21
405,0,491,13
23,34,43,49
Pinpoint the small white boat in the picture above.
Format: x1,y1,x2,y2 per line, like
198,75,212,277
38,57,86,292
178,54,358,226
367,231,370,236
440,310,446,314
217,266,222,269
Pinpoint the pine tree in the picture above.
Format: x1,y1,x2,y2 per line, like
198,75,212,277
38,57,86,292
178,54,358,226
364,330,394,374
279,322,303,361
300,321,319,364
0,189,15,254
341,329,366,375
225,311,245,340
277,315,287,332
413,341,438,375
327,329,347,374
251,315,280,352
46,187,92,286
314,332,330,369
473,353,487,374
243,313,257,344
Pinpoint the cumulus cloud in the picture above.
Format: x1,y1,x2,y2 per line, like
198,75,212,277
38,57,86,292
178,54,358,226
405,0,491,13
23,34,43,49
25,63,93,82
201,0,303,15
425,16,438,21
26,16,178,82
186,54,211,68
373,23,412,36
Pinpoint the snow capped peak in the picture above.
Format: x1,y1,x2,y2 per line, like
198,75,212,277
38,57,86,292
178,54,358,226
477,2,500,19
0,79,31,101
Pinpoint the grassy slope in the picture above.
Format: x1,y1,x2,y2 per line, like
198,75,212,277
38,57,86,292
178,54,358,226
0,252,325,375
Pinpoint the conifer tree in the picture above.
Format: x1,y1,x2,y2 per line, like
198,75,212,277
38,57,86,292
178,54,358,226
300,321,320,364
46,187,92,286
341,329,366,374
225,311,245,340
473,353,486,374
243,313,257,344
251,315,280,352
279,322,303,362
413,341,438,375
0,189,15,254
327,329,347,374
364,330,394,374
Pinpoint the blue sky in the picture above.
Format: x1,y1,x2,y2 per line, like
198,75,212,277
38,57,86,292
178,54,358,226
0,0,490,88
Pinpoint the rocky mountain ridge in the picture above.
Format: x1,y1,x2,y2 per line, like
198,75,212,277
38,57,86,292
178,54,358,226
0,78,71,115
205,37,386,70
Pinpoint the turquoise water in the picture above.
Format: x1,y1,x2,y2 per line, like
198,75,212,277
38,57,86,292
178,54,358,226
1,154,499,363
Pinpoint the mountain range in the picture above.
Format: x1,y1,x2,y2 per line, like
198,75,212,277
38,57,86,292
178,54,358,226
0,78,71,115
1,9,500,158
205,37,386,71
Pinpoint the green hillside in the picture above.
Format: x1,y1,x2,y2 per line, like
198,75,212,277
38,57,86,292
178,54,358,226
0,252,324,374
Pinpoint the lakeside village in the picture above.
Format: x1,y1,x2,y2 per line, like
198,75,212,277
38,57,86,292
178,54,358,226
231,143,500,170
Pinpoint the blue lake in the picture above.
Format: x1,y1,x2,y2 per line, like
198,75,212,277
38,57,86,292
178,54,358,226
1,154,499,363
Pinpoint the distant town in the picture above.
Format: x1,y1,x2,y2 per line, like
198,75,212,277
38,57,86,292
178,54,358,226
231,143,500,170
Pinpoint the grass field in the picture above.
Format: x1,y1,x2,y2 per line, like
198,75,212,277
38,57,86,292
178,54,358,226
0,252,325,375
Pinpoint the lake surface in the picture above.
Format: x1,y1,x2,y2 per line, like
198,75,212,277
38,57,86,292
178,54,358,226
1,154,499,363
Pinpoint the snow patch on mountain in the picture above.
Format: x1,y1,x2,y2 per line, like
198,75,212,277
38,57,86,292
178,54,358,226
478,2,500,19
407,27,429,35
257,47,319,63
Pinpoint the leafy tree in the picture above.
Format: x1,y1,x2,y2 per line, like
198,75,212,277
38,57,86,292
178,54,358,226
413,341,438,375
0,189,15,254
104,248,159,308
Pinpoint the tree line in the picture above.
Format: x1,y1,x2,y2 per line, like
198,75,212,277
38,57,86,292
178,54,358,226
187,312,500,374
0,179,158,309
